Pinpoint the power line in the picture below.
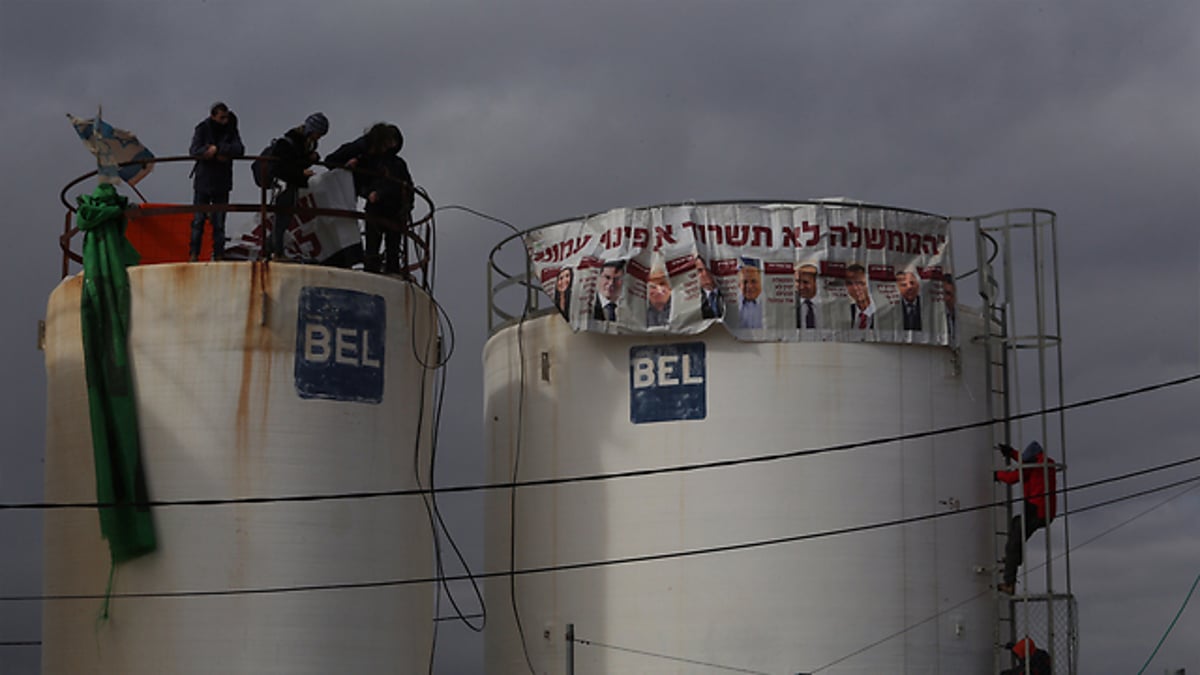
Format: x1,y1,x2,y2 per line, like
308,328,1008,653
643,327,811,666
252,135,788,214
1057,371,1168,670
508,282,537,674
3,457,1195,605
572,636,770,674
408,479,1197,672
433,204,521,235
434,612,484,623
5,372,1197,513
572,478,1200,675
1135,572,1200,675
809,480,1200,672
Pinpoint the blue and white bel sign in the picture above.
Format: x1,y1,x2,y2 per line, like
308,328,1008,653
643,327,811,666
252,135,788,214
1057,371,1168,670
294,287,386,403
629,342,707,424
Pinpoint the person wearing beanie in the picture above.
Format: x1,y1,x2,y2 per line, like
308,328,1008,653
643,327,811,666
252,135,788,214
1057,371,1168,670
1000,637,1052,675
303,112,329,137
188,101,244,261
265,112,329,258
325,122,413,273
994,440,1058,594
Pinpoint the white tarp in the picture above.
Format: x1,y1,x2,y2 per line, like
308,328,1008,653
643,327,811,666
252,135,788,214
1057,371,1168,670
226,169,363,267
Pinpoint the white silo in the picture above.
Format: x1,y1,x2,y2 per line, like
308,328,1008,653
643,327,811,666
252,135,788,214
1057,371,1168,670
483,202,1001,674
42,262,437,674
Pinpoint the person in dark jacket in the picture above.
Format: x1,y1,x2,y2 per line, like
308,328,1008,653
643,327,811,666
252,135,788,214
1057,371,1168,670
326,123,413,273
995,441,1058,594
1000,637,1051,675
188,102,244,261
268,112,328,259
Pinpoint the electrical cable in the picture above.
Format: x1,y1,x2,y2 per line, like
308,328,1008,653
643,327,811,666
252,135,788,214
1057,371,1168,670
508,278,537,675
433,199,534,672
421,221,485,636
433,204,522,236
427,356,486,634
434,612,484,623
1135,572,1199,675
427,199,534,671
412,307,440,675
399,185,447,675
30,472,1181,672
401,253,441,675
6,372,1197,513
4,462,1195,605
809,480,1200,672
571,636,771,674
398,192,487,672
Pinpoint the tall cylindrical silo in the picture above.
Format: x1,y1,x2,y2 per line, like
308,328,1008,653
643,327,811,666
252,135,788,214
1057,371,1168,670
43,262,436,674
483,200,999,674
484,315,996,674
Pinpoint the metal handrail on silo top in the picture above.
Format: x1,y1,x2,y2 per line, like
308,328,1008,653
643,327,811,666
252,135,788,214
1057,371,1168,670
58,155,434,280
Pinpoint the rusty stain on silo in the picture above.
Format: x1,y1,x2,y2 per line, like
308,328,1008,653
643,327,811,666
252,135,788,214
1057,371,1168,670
236,262,273,461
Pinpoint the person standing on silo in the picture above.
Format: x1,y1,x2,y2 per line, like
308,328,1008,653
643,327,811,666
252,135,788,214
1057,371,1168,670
188,101,244,261
325,123,412,273
267,112,328,260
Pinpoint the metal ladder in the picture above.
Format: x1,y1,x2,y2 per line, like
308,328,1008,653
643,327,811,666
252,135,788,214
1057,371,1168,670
963,209,1077,675
977,290,1017,669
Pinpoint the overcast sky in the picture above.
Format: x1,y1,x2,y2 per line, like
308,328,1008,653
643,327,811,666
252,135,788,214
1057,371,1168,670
2,1,1198,673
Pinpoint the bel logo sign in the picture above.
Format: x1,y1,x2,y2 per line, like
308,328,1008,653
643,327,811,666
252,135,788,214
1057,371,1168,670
294,287,385,403
629,342,706,424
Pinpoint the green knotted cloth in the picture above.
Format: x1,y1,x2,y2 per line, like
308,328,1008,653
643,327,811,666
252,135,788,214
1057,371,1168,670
77,183,156,564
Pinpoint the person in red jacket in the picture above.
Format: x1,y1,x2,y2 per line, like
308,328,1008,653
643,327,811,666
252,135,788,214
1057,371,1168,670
1000,637,1052,675
994,440,1057,594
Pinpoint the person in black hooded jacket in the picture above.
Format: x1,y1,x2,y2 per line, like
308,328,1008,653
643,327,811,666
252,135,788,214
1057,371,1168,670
267,112,328,259
326,123,413,273
188,102,244,261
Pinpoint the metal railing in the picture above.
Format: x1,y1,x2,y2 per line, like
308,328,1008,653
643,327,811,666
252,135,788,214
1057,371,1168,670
59,155,433,280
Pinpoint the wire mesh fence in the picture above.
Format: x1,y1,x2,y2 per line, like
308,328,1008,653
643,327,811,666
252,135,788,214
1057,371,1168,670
1010,592,1078,675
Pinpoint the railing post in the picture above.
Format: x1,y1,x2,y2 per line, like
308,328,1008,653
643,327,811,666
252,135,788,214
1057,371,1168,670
486,262,495,335
61,211,72,278
525,245,537,315
565,623,574,675
258,181,269,261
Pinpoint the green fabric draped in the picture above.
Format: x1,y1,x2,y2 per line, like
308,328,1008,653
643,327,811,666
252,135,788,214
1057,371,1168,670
77,183,156,563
